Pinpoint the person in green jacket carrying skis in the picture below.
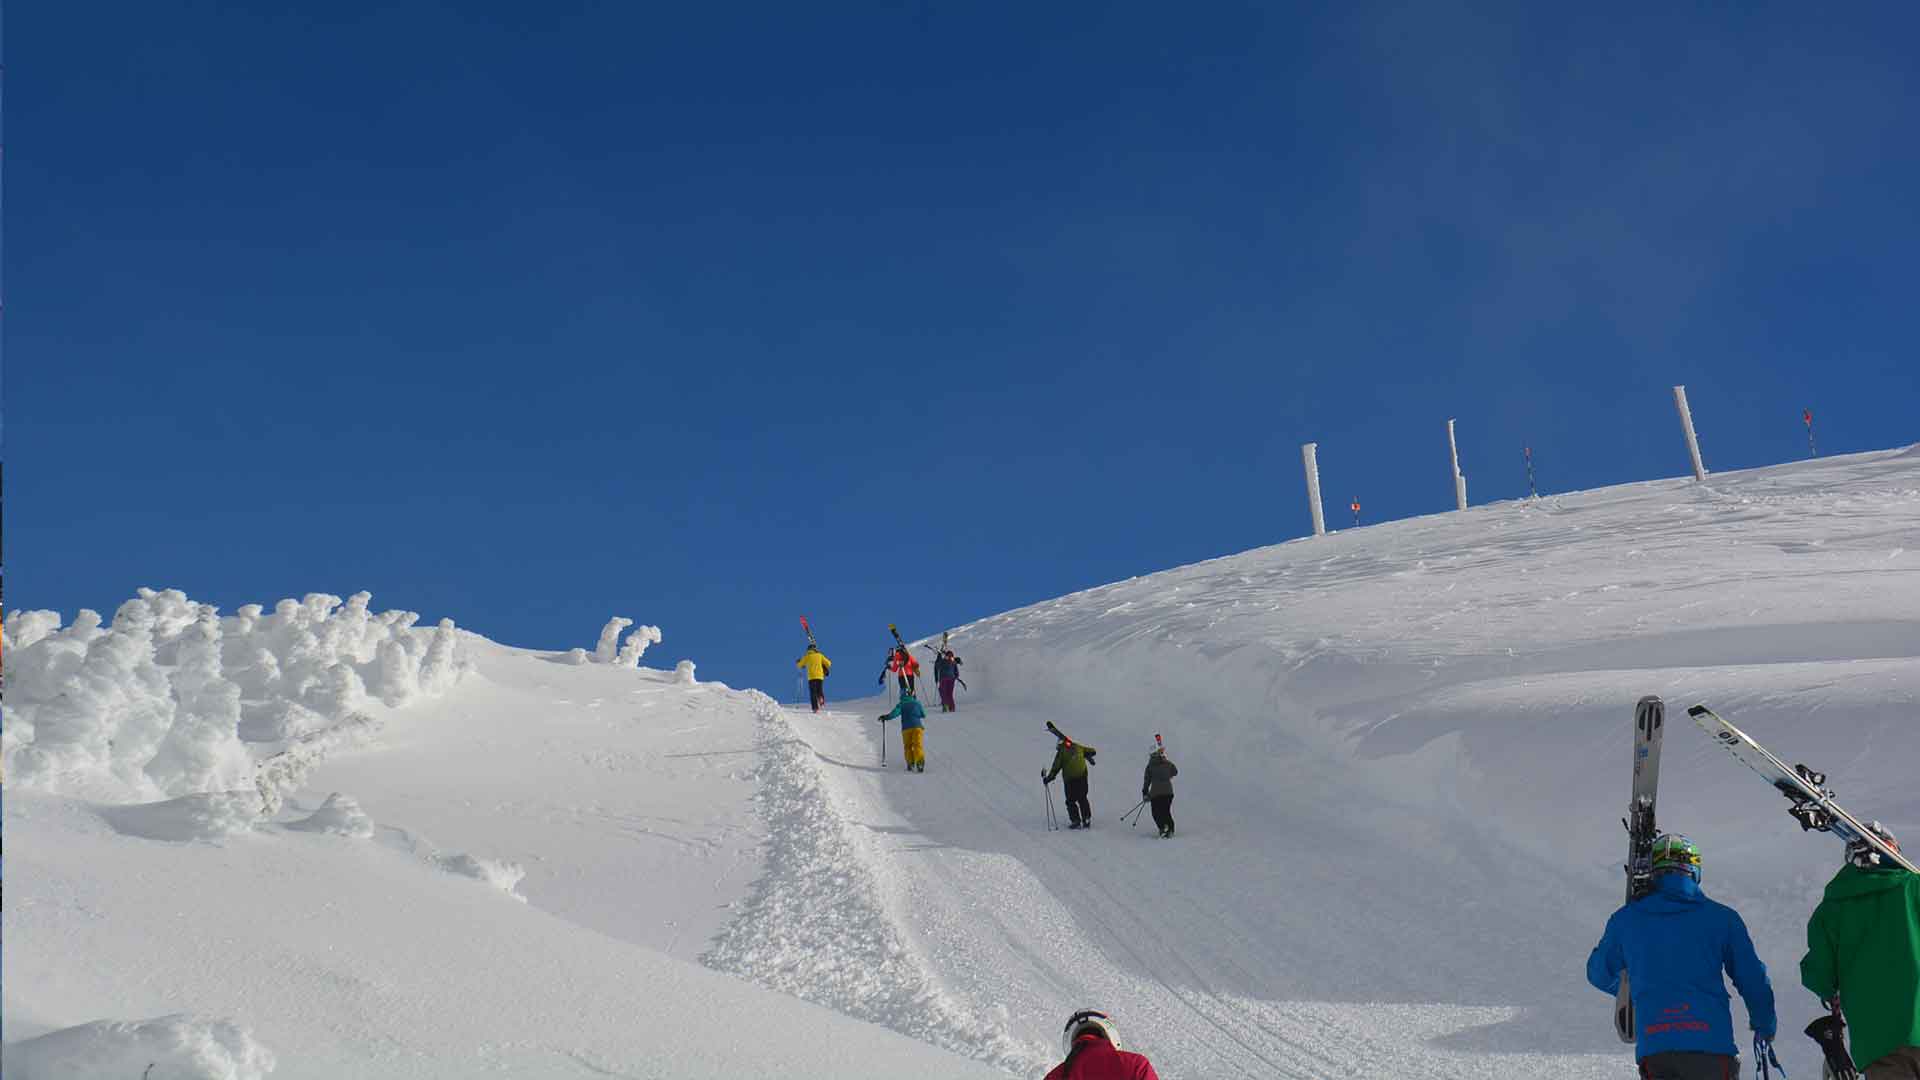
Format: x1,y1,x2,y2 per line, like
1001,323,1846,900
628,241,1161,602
1801,822,1920,1079
1043,734,1097,829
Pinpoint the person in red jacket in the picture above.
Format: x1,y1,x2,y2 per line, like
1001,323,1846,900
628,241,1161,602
1044,1010,1158,1080
879,645,919,696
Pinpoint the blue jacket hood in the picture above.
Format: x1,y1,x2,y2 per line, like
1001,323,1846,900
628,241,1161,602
1640,872,1704,908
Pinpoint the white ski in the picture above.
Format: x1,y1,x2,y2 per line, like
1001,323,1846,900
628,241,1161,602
1691,704,1916,873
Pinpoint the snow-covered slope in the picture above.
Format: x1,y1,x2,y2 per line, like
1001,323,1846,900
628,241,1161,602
6,446,1915,1079
725,446,1919,1078
3,605,1007,1079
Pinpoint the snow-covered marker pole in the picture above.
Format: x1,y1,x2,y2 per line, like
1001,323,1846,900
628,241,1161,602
1301,443,1326,537
1673,385,1707,481
1446,419,1467,511
1803,408,1817,457
1524,446,1538,498
1301,443,1327,536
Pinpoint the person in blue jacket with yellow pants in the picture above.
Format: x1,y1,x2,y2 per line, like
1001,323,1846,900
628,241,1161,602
878,689,928,772
1587,834,1778,1080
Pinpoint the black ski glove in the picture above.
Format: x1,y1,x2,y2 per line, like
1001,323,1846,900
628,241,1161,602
1805,1015,1857,1079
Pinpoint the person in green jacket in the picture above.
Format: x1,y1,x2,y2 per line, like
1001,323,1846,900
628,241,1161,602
1043,736,1097,829
1801,823,1920,1079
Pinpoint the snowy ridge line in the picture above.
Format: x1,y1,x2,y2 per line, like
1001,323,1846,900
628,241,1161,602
701,693,1034,1075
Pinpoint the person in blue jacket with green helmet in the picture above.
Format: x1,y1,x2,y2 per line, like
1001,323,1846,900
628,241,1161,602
1587,833,1778,1080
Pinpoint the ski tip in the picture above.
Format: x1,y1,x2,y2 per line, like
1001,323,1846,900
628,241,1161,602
1637,694,1663,706
1686,704,1715,719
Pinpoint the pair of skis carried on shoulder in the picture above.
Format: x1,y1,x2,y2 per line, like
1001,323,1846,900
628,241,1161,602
1610,696,1913,1049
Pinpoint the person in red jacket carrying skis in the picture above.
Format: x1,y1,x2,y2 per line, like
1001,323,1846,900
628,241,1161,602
878,646,919,696
1044,1010,1158,1080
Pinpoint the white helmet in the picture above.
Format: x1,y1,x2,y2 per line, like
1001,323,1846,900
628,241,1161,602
1061,1009,1120,1058
1848,821,1901,869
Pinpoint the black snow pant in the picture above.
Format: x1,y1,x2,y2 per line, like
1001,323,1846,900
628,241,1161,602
808,678,825,712
1150,795,1174,834
1063,776,1091,826
1638,1051,1735,1080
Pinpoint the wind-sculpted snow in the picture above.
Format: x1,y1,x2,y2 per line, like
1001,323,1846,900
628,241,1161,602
2,588,469,805
585,615,663,666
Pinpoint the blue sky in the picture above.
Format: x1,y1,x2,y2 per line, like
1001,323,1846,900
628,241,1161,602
10,2,1917,696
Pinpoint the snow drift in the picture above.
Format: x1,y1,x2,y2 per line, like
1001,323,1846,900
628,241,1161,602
1,1014,277,1080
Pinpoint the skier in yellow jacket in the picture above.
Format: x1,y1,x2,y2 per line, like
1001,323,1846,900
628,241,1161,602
796,645,832,713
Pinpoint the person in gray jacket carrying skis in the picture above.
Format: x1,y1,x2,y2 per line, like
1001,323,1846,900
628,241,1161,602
1142,745,1178,838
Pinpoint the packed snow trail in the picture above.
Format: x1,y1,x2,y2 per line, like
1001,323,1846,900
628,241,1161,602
747,697,1622,1078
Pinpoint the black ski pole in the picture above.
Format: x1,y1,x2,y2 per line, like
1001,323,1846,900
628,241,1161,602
1806,1002,1857,1079
1043,774,1058,831
1122,800,1149,825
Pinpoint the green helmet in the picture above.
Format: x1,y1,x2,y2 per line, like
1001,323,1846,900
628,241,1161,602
1650,833,1702,882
